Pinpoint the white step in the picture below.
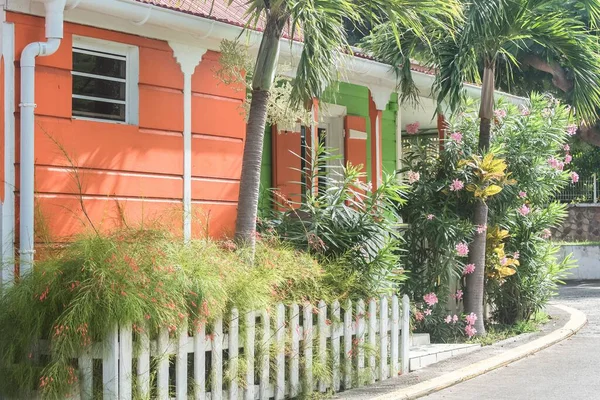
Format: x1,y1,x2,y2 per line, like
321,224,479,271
409,343,480,371
410,333,431,346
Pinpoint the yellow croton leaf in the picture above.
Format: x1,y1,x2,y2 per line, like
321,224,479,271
483,184,503,197
466,183,478,192
495,266,517,278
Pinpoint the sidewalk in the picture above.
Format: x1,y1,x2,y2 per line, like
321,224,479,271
335,304,581,400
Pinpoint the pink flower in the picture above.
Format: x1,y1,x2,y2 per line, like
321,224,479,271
444,315,453,324
465,324,477,338
518,204,530,216
566,124,578,136
547,157,559,169
520,106,530,116
449,179,465,192
456,242,469,256
494,109,507,119
454,290,463,300
519,191,527,199
415,311,424,321
565,154,572,164
450,132,463,143
500,257,508,266
542,229,552,239
463,263,476,275
513,251,520,260
557,161,565,171
427,214,435,220
423,292,439,307
476,224,487,234
452,315,459,323
407,170,420,184
406,122,420,135
465,312,478,325
563,144,571,152
424,309,432,316
571,172,580,183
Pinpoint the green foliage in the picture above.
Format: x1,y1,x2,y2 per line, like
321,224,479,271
260,146,408,298
0,229,343,399
400,94,575,337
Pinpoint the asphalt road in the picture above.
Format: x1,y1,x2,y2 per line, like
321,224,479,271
425,281,600,400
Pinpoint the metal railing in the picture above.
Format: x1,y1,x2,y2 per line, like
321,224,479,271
555,174,598,204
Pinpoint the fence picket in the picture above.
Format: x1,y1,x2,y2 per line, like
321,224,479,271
390,295,400,376
176,321,189,400
119,324,133,400
212,318,224,400
368,299,377,384
379,297,388,380
259,310,270,400
157,328,170,400
137,330,150,400
275,304,286,400
78,349,93,400
245,311,256,400
356,300,365,387
103,325,119,399
303,303,314,393
343,300,353,390
289,304,300,398
318,300,327,392
401,295,410,375
194,321,206,400
229,309,239,400
331,300,341,392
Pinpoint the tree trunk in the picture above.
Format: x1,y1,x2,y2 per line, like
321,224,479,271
234,15,287,255
464,65,495,336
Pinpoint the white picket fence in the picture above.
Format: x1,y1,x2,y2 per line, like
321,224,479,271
72,295,410,400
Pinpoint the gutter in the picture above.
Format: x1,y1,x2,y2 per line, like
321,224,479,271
19,0,68,272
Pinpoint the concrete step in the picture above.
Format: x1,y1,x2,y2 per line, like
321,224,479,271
410,333,431,346
409,343,480,371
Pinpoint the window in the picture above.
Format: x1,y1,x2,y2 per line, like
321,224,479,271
72,37,139,124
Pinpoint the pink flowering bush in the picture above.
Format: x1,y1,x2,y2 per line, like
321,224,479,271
401,93,573,337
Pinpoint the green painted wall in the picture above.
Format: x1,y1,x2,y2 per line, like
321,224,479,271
259,82,398,205
258,125,272,214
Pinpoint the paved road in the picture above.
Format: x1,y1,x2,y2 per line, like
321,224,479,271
425,281,600,400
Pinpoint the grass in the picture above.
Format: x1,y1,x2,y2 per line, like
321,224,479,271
469,312,551,346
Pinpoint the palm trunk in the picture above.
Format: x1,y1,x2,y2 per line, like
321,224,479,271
464,64,495,336
234,14,287,255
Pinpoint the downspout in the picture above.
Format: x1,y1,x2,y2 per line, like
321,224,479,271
19,0,67,273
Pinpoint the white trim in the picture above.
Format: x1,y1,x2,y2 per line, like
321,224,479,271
1,22,15,289
375,113,382,186
72,71,127,83
319,103,347,120
396,94,402,176
72,35,139,124
349,130,368,140
169,42,207,242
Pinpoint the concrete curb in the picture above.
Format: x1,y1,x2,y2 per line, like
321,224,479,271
371,303,587,400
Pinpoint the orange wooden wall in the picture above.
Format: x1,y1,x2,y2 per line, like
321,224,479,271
6,12,245,244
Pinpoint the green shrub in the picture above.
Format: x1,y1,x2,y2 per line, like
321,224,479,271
0,228,340,399
402,93,575,336
260,146,408,298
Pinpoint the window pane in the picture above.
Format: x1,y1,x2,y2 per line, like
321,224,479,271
73,50,126,79
73,98,125,122
73,75,126,101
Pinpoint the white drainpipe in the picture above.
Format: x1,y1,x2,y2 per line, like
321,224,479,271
19,0,68,273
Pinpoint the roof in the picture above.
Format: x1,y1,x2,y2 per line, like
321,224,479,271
135,0,433,75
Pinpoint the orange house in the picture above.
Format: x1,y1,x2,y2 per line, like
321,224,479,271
1,0,512,285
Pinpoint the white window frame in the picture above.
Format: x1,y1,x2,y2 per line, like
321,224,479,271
71,35,139,125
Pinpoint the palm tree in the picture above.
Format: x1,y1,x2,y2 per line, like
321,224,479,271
363,0,600,335
204,0,462,255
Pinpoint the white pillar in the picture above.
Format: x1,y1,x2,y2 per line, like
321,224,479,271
396,94,402,175
169,42,207,242
368,85,394,187
1,22,15,289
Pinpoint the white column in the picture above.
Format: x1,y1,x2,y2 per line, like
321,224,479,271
368,85,394,187
1,22,15,290
169,42,207,242
396,93,402,175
